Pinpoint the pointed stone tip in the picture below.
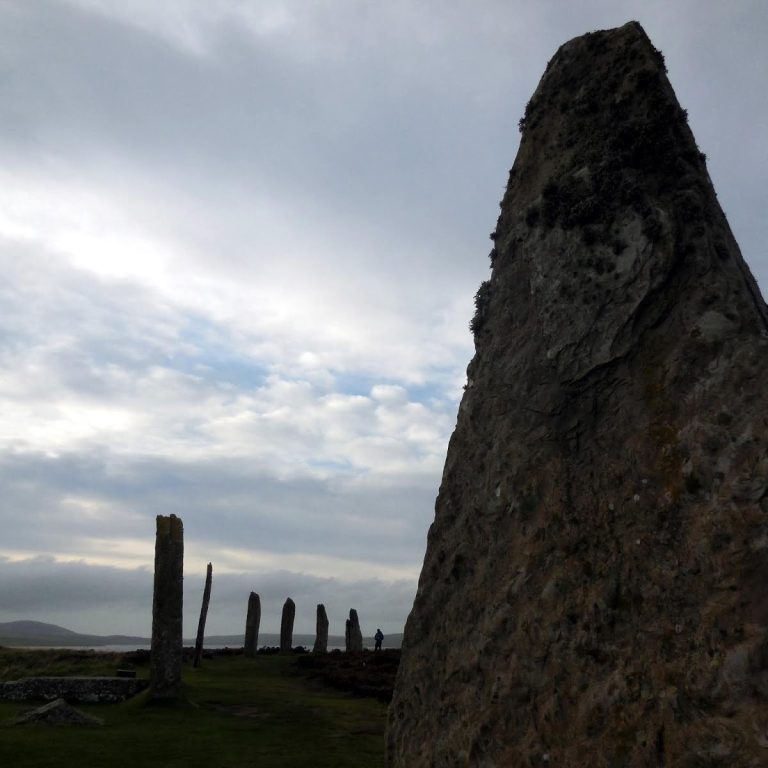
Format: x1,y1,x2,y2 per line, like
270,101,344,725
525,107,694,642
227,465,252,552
612,19,645,35
502,16,690,240
566,19,648,45
547,21,663,71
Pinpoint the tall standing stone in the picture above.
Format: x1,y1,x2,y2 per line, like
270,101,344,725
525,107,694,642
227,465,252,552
150,514,184,700
192,562,213,668
313,603,329,654
346,609,363,653
244,592,261,658
280,598,295,653
388,21,768,767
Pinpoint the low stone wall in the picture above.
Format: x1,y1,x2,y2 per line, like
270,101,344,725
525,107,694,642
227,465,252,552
0,676,148,703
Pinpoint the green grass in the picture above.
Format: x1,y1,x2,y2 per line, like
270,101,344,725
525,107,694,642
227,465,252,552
0,652,387,768
0,648,128,679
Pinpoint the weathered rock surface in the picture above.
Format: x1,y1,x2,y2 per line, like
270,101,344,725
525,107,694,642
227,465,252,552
346,609,363,653
388,21,768,768
150,514,184,700
244,592,261,658
12,698,103,727
280,598,295,653
313,603,329,653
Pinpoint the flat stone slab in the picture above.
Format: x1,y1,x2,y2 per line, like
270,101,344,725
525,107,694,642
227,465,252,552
0,676,148,703
13,698,103,726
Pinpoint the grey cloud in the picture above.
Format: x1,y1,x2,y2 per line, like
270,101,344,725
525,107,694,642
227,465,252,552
0,556,414,636
0,557,152,619
0,450,436,567
4,1,765,296
2,1,763,288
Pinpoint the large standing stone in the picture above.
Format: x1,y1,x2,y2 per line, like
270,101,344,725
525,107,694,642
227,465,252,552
388,21,768,767
193,562,213,669
313,603,329,654
150,514,184,700
345,609,363,653
244,592,261,658
280,598,295,653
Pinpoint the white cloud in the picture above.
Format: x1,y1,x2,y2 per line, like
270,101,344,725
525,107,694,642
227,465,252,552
0,248,456,471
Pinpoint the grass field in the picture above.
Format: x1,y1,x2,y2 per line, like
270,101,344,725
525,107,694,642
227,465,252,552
0,649,387,768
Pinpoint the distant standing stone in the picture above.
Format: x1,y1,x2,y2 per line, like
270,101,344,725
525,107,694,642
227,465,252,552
244,592,261,658
193,562,213,668
150,514,184,700
313,603,329,653
280,598,295,653
346,609,363,652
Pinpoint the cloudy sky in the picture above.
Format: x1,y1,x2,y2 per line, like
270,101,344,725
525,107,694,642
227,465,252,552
1,0,766,639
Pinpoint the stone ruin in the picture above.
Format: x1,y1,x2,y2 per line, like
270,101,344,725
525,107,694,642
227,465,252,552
388,21,768,767
13,698,103,727
150,514,184,700
0,676,146,703
244,591,261,658
280,598,295,653
345,609,363,653
313,603,329,653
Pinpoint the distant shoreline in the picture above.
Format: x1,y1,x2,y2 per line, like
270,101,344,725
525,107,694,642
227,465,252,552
0,621,403,651
2,643,399,653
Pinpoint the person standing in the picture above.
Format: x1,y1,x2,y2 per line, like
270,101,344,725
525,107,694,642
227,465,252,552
374,628,384,651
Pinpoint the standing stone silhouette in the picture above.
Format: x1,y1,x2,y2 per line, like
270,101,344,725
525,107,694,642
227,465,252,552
313,603,329,654
244,592,261,658
345,609,363,652
150,514,184,700
192,562,212,668
280,598,295,653
388,21,768,767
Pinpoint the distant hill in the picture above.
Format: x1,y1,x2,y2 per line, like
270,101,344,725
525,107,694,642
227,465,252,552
0,620,148,648
0,621,403,649
0,620,80,638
